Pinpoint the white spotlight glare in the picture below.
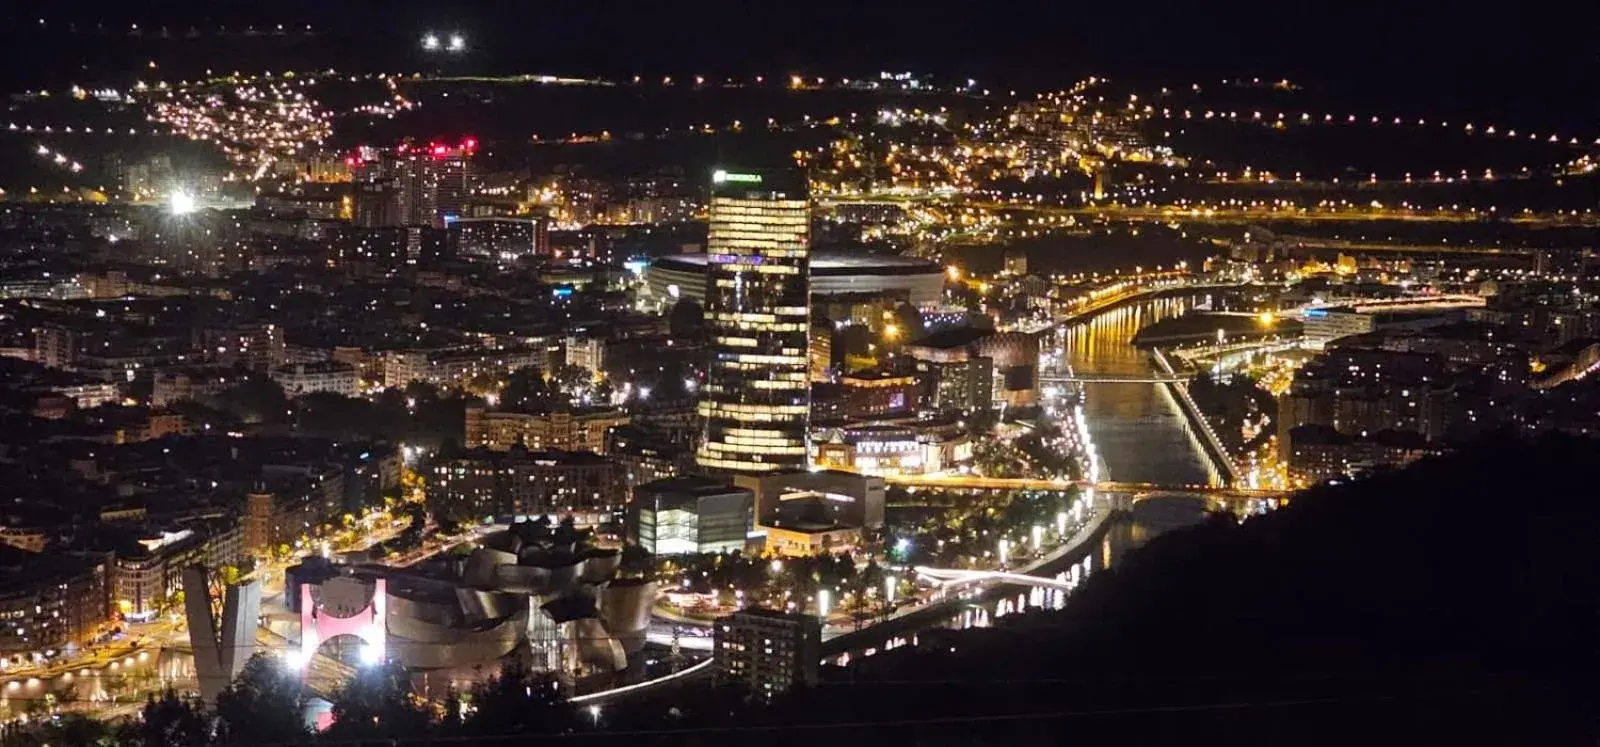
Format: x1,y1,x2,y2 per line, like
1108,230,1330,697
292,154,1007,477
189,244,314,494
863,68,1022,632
422,33,440,51
168,192,196,215
448,34,465,52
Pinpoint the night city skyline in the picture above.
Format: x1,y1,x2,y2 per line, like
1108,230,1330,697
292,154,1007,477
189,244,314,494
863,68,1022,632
0,2,1593,745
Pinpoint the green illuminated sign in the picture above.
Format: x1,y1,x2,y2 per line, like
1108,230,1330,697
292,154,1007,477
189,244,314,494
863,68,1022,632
713,170,762,184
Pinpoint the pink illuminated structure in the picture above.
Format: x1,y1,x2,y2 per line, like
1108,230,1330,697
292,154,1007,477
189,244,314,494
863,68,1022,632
299,577,387,669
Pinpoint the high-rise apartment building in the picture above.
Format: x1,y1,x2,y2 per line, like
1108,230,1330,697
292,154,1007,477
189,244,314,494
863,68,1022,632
696,168,813,473
33,324,78,369
349,140,475,229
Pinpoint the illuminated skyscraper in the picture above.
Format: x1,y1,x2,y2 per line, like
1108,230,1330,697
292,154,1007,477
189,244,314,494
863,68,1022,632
696,168,812,473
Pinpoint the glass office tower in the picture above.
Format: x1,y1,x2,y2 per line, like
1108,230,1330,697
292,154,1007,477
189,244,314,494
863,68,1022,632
696,168,812,472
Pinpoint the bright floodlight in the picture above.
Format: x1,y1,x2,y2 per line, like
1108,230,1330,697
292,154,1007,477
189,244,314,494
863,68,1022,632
447,34,465,51
422,33,441,51
168,192,196,215
359,643,381,666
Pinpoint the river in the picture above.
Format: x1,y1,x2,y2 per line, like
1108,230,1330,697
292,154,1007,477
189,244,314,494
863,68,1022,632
830,295,1226,659
1060,294,1216,486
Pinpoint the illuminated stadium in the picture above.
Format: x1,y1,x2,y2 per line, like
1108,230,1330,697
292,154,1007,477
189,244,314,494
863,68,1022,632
645,250,945,308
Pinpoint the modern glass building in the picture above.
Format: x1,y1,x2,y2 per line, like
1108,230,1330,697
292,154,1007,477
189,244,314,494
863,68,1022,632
696,168,813,472
628,476,753,555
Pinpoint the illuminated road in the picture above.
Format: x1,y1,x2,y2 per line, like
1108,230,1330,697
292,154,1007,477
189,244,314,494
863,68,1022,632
820,195,1599,229
884,474,1282,500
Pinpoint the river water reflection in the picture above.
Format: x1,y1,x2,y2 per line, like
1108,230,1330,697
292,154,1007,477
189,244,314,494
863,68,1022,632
1060,295,1214,487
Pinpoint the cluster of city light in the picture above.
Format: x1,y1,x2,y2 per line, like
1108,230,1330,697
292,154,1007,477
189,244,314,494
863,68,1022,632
813,71,1600,245
808,77,1183,220
145,72,334,180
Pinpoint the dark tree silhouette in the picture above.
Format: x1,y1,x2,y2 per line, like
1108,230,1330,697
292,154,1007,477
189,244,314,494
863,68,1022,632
136,688,210,747
211,375,288,425
323,662,434,742
214,654,309,745
501,366,556,413
462,660,575,737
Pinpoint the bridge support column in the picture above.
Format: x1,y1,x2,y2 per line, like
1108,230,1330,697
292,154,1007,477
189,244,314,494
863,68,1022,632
183,565,261,703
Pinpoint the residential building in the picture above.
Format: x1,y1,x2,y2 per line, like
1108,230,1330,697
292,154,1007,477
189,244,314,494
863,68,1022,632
113,522,245,620
713,608,822,695
607,426,689,493
271,361,360,398
1286,424,1437,484
428,447,624,525
244,490,320,558
451,217,549,260
33,324,78,369
464,406,630,454
0,547,112,655
151,367,239,407
564,336,606,376
383,346,556,389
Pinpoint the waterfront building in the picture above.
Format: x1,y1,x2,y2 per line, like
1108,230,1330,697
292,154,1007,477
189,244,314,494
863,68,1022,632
0,547,111,656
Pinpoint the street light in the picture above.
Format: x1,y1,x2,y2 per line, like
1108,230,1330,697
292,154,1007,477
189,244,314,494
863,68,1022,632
421,33,440,51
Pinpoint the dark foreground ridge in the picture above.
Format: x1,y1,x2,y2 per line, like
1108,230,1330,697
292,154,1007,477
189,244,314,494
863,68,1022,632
598,435,1598,746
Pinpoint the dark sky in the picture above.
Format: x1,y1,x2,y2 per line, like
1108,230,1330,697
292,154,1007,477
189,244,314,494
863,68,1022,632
2,1,1596,128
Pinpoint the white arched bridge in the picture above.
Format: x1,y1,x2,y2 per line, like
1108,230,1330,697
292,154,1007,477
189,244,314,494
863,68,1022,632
914,566,1077,592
